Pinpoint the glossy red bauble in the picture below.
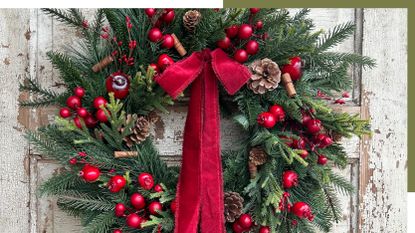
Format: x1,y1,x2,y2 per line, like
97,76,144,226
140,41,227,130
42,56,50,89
162,10,175,24
256,20,264,30
170,199,177,214
108,175,127,193
234,49,248,63
268,104,285,121
238,214,253,229
126,213,143,229
257,112,277,129
250,8,260,14
318,155,328,165
106,72,130,99
59,107,72,118
157,54,174,70
259,226,271,233
282,170,299,189
73,86,85,98
245,40,259,55
154,184,163,192
216,37,231,50
130,193,146,210
138,172,154,190
76,107,89,118
145,8,156,18
161,34,175,49
73,117,82,129
114,203,126,217
80,164,100,182
291,202,313,220
66,96,82,109
93,96,108,109
148,201,163,215
84,115,97,128
226,25,239,38
238,24,253,40
305,119,322,134
148,28,163,42
281,56,302,81
96,108,109,123
232,222,245,233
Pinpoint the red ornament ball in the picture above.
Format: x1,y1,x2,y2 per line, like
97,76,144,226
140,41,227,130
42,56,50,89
282,170,299,189
216,37,231,50
162,10,175,24
234,49,248,63
256,20,264,30
226,25,239,38
66,96,82,109
281,56,302,81
138,172,154,190
126,213,143,229
130,193,146,210
259,226,271,233
108,175,126,193
238,214,253,229
238,24,253,40
305,119,322,134
162,34,175,49
96,108,109,123
291,202,314,220
114,203,126,217
148,28,163,42
170,199,177,214
245,40,259,55
157,54,174,70
73,117,82,129
148,201,163,215
250,8,260,14
232,222,245,233
145,8,156,18
268,104,285,121
106,72,130,99
113,229,122,233
154,184,163,192
73,87,85,98
257,112,277,129
76,107,89,118
318,155,328,165
59,107,72,118
93,96,108,109
84,115,97,128
80,164,100,182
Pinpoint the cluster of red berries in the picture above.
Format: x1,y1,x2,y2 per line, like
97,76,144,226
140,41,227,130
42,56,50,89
231,213,271,233
257,104,286,129
278,192,314,222
146,9,175,49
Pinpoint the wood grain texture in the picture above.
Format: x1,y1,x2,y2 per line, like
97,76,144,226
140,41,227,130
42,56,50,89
359,8,407,233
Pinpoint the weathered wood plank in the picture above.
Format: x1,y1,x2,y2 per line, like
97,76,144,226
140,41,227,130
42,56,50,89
359,8,407,233
0,9,31,233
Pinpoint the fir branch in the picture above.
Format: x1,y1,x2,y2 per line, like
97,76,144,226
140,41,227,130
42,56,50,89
316,22,356,52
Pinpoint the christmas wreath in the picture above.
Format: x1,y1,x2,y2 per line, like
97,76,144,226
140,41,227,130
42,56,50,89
21,8,375,233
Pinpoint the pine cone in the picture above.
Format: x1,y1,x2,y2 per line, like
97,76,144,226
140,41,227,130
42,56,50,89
247,58,282,94
249,147,267,166
183,10,202,33
121,115,151,148
224,192,244,222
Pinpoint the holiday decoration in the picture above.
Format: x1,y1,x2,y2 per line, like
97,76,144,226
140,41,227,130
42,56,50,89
22,8,374,233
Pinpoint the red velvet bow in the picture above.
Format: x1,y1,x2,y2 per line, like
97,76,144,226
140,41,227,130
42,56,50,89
155,48,251,233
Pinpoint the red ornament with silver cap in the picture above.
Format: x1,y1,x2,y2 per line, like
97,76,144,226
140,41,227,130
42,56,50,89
106,71,130,99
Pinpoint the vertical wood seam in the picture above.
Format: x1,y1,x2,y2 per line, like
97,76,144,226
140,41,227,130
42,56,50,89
353,8,364,106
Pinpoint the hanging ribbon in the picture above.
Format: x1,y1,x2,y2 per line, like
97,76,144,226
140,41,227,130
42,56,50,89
155,48,251,233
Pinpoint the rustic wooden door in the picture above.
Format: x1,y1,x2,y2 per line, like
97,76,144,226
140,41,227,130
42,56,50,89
0,8,407,233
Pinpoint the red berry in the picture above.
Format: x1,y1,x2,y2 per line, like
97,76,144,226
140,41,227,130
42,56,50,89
226,25,239,38
66,96,82,109
138,173,154,190
234,49,248,63
108,175,126,193
170,199,177,214
292,137,306,149
256,20,263,30
73,117,82,129
148,28,163,42
316,134,333,148
282,170,299,189
322,136,333,147
73,87,85,98
115,203,126,217
238,214,253,229
148,201,163,215
162,10,175,24
238,24,253,40
232,222,245,233
281,56,302,81
291,202,313,220
130,193,146,210
154,184,163,192
157,54,174,70
93,96,108,109
245,40,259,55
59,107,72,118
80,164,100,182
113,229,122,233
126,213,143,229
259,226,271,233
268,104,285,121
76,107,89,118
106,73,130,99
96,108,109,123
216,37,231,50
318,155,328,165
257,112,277,128
84,115,97,128
145,8,156,18
299,150,309,159
161,34,175,49
250,8,260,14
306,119,321,134
69,158,77,165
302,112,312,124
149,63,160,74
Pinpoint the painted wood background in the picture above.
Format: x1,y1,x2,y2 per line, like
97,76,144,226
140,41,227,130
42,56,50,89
0,8,407,232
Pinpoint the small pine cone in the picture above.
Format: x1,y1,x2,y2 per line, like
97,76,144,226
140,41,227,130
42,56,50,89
249,147,267,166
183,10,202,33
224,192,244,222
146,111,160,124
331,132,343,142
122,115,151,148
247,58,282,94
